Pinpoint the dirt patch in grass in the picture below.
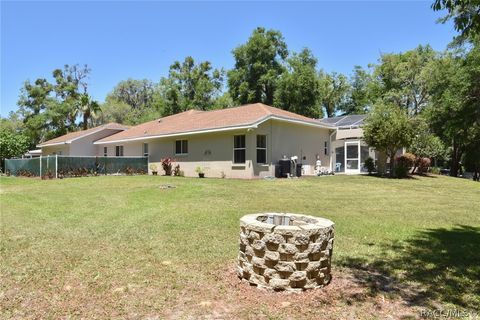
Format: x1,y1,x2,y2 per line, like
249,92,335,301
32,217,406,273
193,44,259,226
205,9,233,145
162,264,422,319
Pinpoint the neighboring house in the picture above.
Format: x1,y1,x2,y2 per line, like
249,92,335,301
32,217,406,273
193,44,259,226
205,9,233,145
317,115,377,174
93,103,376,178
35,105,378,178
24,149,42,158
37,123,129,156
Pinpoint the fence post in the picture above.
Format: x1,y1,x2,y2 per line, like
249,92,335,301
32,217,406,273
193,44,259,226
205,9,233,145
55,154,58,179
39,155,42,177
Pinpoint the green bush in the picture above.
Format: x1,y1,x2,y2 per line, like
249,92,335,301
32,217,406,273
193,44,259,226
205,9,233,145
430,166,441,174
364,157,375,175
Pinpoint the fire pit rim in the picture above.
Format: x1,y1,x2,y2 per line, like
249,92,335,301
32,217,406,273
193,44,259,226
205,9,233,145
240,212,334,231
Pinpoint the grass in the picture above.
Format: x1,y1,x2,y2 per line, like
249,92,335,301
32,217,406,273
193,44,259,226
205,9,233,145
1,175,479,319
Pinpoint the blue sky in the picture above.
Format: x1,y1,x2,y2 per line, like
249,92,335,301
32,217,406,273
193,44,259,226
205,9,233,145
1,1,456,115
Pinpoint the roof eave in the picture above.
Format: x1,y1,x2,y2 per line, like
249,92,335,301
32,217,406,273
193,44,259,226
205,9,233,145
94,115,331,145
37,141,70,148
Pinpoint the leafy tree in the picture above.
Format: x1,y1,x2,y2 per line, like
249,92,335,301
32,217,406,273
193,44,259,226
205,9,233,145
463,124,480,180
79,94,101,129
52,64,93,130
228,27,288,105
274,48,323,118
409,118,447,173
0,127,30,170
109,79,157,110
95,97,133,125
212,92,235,110
340,66,378,115
318,71,350,117
374,45,437,115
161,56,224,115
16,64,99,146
363,102,415,177
432,0,480,42
17,78,55,146
426,41,480,177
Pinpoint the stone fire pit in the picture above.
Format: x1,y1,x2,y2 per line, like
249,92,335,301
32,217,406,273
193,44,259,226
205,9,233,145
237,213,335,291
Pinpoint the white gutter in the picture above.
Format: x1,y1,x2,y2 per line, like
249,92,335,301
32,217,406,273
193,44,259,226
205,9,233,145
329,129,336,171
37,141,68,148
94,115,331,145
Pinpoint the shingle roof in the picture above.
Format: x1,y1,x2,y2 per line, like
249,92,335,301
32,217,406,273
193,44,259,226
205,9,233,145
317,115,366,128
95,103,325,144
38,123,129,147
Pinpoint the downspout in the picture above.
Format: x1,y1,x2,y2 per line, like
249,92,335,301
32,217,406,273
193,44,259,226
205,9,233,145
329,129,336,171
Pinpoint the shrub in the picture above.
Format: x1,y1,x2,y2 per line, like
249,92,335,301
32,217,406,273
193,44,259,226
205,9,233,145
395,153,415,178
173,164,182,176
417,157,431,174
161,158,174,176
430,166,441,174
364,157,375,175
149,164,158,172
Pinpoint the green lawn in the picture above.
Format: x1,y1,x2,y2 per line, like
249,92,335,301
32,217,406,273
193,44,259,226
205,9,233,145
1,175,479,319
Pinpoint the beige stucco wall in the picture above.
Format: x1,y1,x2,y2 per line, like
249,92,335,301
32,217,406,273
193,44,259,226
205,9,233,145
41,129,124,156
335,127,364,140
97,119,332,179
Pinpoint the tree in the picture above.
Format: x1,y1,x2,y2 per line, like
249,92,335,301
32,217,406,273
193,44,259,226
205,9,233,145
212,92,235,110
161,56,224,115
409,118,447,173
463,124,480,181
16,64,99,146
274,48,323,118
228,27,288,105
340,66,378,115
363,102,415,177
374,45,437,115
52,64,93,130
426,41,480,177
318,71,350,117
0,127,30,170
79,94,101,130
109,79,157,110
17,78,55,146
432,0,480,42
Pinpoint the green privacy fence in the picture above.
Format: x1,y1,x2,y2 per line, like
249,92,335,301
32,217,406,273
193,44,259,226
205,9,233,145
5,156,148,178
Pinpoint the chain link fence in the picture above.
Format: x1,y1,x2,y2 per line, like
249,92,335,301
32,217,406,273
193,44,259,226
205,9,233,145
5,156,148,178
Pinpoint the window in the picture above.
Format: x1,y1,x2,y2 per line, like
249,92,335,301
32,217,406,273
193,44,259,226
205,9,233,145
256,135,267,164
143,143,149,157
233,135,246,164
115,145,124,157
324,141,328,155
103,147,108,157
175,140,188,155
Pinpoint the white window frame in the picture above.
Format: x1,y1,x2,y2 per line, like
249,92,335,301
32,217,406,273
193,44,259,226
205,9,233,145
103,146,108,157
175,140,188,155
256,135,267,164
143,143,149,157
233,135,246,164
115,145,124,157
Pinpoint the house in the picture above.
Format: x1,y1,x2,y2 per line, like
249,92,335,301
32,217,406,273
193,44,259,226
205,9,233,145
93,103,376,178
37,123,129,156
317,114,377,174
